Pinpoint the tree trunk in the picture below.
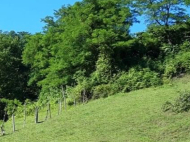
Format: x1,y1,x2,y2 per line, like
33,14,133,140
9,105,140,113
35,107,38,124
57,101,60,115
61,85,66,111
45,103,48,121
12,114,15,132
45,109,48,121
45,102,51,120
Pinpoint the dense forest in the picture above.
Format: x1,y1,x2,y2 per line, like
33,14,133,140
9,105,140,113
0,0,190,120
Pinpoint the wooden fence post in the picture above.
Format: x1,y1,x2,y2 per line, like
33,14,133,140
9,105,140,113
12,114,15,132
35,107,38,124
23,103,26,127
48,103,51,118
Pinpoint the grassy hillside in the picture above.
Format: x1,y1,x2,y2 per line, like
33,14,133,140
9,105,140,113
1,76,190,142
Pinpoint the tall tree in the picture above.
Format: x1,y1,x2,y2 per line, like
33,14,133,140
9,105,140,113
22,0,136,101
132,0,190,45
133,0,189,26
0,31,36,100
185,0,190,5
0,31,37,119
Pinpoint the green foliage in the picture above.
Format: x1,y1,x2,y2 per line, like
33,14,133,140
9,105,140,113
20,0,190,110
22,33,51,86
163,91,190,113
66,86,80,102
91,67,162,99
0,31,38,119
0,99,22,116
115,68,161,92
172,91,190,113
93,53,112,84
185,0,190,5
92,84,115,99
22,0,134,94
0,31,36,101
164,51,190,78
133,0,189,26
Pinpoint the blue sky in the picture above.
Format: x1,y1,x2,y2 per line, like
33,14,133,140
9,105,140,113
0,0,146,34
0,0,78,33
0,0,188,34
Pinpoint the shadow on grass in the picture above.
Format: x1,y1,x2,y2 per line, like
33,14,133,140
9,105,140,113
0,132,12,137
37,121,44,124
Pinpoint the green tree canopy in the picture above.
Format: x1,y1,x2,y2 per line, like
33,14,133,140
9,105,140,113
132,0,189,26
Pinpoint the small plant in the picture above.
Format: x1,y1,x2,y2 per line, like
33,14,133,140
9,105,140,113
162,91,190,113
162,101,173,112
173,91,190,113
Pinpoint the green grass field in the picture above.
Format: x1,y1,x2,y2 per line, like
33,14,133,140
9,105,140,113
1,76,190,142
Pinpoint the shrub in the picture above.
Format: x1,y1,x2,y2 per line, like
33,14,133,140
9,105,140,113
92,84,112,99
92,84,119,99
164,51,190,78
173,91,190,113
162,91,190,113
115,68,161,92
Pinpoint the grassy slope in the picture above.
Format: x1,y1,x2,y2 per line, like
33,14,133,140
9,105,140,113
1,76,190,142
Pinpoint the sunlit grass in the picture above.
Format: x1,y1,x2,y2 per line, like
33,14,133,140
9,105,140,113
1,75,190,141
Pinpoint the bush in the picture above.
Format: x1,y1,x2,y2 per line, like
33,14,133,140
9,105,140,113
92,84,119,99
114,68,161,92
164,51,190,78
162,91,190,113
92,68,161,99
173,91,190,113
